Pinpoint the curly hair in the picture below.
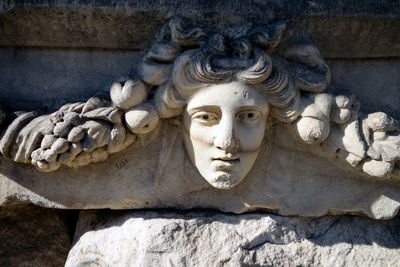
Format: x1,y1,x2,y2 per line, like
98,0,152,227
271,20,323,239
146,17,328,123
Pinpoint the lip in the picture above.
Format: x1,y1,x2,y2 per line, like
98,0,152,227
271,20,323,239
212,157,240,170
212,153,240,161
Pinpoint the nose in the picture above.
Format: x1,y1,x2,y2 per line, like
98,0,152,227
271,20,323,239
213,118,239,152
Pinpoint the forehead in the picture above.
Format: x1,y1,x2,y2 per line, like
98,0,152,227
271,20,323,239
186,82,268,110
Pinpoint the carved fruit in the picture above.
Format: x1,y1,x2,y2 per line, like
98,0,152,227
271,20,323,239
63,111,82,126
125,103,159,134
331,107,351,124
44,149,58,163
366,112,398,132
335,95,352,109
362,160,394,177
53,121,71,137
68,127,85,142
296,117,330,144
110,79,147,110
51,138,70,154
41,134,58,149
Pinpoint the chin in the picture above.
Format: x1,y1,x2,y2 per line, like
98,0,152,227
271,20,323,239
206,172,243,190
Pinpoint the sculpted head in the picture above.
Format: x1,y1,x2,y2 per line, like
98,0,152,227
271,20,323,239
153,21,304,189
182,82,269,189
154,50,299,189
127,18,330,187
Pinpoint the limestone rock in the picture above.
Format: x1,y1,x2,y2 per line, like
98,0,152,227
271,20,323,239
66,210,400,267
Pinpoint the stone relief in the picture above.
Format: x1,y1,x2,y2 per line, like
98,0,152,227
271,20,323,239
0,16,399,191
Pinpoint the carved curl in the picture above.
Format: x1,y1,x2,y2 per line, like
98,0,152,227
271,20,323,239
152,17,327,124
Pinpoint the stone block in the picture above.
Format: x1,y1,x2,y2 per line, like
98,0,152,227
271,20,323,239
66,210,400,266
0,1,399,58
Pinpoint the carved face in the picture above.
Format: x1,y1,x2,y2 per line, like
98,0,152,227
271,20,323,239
182,81,269,189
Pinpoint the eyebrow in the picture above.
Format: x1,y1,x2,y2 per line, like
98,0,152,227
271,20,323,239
186,105,221,114
187,105,267,114
236,106,267,112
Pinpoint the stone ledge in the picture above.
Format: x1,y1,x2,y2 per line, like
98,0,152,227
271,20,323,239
5,0,400,16
0,2,399,58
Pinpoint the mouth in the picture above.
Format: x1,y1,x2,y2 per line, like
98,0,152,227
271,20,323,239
212,155,240,170
213,153,239,161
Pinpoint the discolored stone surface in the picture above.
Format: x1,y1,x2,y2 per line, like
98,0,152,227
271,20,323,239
0,204,76,267
66,210,400,267
0,1,399,58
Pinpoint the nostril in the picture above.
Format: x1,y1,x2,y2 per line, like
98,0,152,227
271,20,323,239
213,122,239,150
215,137,239,151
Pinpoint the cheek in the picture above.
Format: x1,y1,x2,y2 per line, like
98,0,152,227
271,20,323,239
187,123,215,146
236,121,266,151
183,110,214,146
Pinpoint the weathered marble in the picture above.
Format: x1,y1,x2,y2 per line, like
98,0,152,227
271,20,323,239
1,17,400,219
1,121,399,219
66,210,400,267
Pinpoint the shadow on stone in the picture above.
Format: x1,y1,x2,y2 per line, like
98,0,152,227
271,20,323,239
0,204,78,267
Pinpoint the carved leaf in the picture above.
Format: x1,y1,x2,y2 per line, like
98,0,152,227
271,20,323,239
0,111,40,159
80,120,111,153
81,96,112,114
81,107,122,125
11,115,53,163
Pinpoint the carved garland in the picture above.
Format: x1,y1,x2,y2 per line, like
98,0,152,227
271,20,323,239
0,16,399,180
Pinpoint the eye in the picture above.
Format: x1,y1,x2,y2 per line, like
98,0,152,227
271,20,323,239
192,111,219,125
237,110,262,125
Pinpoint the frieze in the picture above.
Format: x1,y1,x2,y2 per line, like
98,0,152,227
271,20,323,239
0,17,399,218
